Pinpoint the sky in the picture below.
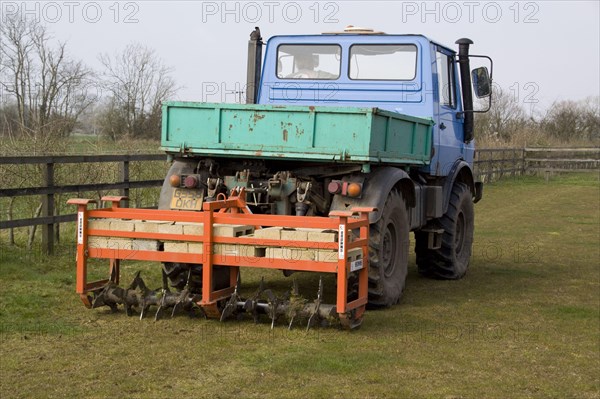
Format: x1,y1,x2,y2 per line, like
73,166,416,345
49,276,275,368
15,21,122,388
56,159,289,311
1,0,599,114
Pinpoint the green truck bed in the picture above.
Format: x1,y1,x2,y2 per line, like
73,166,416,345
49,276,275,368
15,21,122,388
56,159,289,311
161,102,433,165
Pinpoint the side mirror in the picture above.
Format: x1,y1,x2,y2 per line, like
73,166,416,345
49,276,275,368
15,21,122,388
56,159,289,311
471,67,491,98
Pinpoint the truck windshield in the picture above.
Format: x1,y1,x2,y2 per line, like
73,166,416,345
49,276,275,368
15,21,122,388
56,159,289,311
277,44,341,80
349,44,417,80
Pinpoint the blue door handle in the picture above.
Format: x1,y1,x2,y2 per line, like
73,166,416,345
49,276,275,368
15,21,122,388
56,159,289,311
440,123,446,130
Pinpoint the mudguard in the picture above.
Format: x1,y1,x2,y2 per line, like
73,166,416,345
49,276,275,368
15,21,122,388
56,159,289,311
329,167,415,224
158,158,198,209
442,160,475,214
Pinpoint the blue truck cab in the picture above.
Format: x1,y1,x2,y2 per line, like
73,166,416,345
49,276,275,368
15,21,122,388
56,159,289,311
159,26,492,307
257,32,477,178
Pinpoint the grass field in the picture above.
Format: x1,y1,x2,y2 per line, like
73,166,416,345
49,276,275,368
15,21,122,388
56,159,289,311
1,173,598,398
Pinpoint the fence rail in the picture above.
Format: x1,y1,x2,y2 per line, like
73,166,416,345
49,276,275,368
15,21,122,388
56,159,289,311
474,147,599,183
1,148,598,254
0,154,166,253
473,148,525,183
524,147,600,173
0,154,165,165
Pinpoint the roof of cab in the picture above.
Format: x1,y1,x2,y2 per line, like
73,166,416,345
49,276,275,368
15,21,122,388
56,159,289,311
265,28,456,53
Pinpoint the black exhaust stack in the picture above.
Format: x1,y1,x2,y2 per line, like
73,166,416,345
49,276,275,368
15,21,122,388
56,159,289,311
246,27,263,104
455,38,474,143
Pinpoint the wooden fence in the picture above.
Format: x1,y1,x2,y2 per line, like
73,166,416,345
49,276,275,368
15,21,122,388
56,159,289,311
474,147,599,183
474,148,525,183
1,148,598,254
0,154,165,254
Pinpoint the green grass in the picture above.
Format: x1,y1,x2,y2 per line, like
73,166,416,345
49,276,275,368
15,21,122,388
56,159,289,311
0,136,164,156
1,173,599,398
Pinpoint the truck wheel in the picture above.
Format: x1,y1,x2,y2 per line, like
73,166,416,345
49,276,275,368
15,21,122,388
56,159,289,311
416,183,474,279
368,189,409,307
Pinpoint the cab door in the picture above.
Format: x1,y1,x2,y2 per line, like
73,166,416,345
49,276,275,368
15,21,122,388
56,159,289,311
434,46,464,175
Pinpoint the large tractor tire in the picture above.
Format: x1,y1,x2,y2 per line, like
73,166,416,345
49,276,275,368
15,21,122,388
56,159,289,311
159,159,229,293
416,183,474,279
368,189,410,307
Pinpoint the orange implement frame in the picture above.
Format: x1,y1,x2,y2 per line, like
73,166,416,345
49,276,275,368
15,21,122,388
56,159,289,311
67,190,374,324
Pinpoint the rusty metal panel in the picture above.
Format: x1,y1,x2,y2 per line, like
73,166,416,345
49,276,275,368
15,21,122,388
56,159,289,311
161,102,432,165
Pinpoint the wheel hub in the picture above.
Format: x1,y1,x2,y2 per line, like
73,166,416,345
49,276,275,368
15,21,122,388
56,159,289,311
382,223,397,278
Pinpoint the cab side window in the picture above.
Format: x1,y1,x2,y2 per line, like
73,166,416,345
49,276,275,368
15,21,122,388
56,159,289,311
436,51,456,108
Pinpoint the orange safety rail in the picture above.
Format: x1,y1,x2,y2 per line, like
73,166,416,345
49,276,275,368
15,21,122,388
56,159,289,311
67,189,374,323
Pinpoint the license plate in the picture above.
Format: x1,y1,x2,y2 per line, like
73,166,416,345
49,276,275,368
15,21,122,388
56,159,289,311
350,259,364,272
170,188,204,211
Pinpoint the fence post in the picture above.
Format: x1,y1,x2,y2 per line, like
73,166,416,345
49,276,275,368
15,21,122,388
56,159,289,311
120,160,129,208
42,162,54,254
513,149,517,179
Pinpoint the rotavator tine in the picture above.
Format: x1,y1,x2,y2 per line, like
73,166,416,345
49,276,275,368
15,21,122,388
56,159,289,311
306,315,315,331
220,274,242,322
155,289,168,321
269,294,280,329
261,288,279,328
220,294,239,322
307,277,324,331
169,288,185,318
91,286,107,309
184,267,193,290
243,277,266,323
288,278,303,330
245,278,264,308
161,269,169,291
128,271,142,290
264,289,276,303
220,302,233,322
130,271,149,292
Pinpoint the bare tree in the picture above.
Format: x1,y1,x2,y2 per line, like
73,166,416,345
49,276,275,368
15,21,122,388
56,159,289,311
98,43,177,139
474,86,529,141
540,97,600,142
0,12,95,143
